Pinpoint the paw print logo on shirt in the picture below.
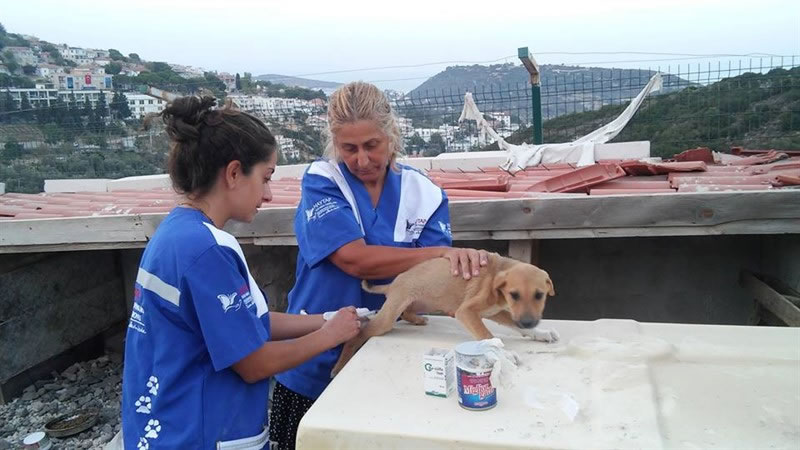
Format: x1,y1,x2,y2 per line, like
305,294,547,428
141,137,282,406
146,376,159,396
135,396,151,414
137,437,149,450
144,419,161,439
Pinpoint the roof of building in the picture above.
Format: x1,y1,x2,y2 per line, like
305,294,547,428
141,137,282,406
1,148,798,222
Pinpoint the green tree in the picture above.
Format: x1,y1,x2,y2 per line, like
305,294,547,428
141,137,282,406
82,96,93,119
105,62,122,75
147,61,171,73
108,49,127,62
241,72,254,93
110,90,131,120
22,64,36,75
3,51,18,73
423,132,446,157
96,92,109,120
19,92,31,120
408,133,425,153
64,92,83,137
3,138,23,159
128,53,141,63
35,102,50,125
0,89,15,123
0,23,6,37
203,72,227,96
42,123,61,144
48,97,66,126
235,73,241,91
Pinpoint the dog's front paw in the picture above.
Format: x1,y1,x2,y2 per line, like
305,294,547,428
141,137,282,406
522,327,560,343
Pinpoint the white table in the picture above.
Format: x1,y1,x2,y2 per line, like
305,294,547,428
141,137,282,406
296,317,800,449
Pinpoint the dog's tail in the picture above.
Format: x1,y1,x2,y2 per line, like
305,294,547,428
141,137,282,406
361,280,389,295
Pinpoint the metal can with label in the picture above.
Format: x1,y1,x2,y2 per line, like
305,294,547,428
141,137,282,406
455,341,497,411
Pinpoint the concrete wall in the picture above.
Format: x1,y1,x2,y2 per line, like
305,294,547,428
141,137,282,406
537,236,764,325
760,234,800,293
3,233,796,401
0,251,127,401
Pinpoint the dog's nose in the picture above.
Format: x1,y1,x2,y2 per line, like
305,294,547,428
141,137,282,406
518,317,539,329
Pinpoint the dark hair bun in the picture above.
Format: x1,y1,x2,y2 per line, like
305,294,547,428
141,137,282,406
162,96,217,142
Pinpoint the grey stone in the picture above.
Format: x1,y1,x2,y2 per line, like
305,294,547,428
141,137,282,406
21,390,41,401
0,439,10,449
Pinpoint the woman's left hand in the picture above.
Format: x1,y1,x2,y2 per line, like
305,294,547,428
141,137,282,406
442,247,489,280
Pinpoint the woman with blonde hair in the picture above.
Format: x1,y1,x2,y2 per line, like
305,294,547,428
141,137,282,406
270,82,487,449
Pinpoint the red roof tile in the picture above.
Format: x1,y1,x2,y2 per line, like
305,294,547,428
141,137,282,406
621,161,707,176
526,164,627,193
674,147,715,163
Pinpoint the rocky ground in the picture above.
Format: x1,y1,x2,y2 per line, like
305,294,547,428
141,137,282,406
0,354,122,449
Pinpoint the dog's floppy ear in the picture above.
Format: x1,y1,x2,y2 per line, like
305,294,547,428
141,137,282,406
493,270,508,292
546,276,556,296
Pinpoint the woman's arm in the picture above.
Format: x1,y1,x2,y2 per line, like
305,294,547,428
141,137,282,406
329,239,487,280
232,307,360,383
268,311,325,341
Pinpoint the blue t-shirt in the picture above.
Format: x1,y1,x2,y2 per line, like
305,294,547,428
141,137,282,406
122,207,272,449
275,161,452,399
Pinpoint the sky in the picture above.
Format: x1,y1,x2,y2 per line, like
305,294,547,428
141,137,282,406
3,0,799,91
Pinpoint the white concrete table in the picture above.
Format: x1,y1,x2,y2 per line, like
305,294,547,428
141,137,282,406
296,317,800,449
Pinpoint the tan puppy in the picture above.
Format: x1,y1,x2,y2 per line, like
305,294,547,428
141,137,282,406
331,252,558,376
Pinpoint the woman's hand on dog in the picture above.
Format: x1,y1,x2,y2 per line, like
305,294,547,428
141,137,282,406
442,248,489,280
320,307,361,345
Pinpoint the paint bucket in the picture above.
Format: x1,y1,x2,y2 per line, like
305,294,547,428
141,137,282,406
455,341,497,410
22,431,52,450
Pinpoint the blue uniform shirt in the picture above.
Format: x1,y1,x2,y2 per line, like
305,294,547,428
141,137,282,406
122,207,271,449
275,160,452,399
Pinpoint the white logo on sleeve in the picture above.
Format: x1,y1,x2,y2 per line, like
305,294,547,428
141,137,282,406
137,437,149,449
305,197,340,222
217,292,242,313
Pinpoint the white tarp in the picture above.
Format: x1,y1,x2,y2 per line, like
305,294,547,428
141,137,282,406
458,73,663,172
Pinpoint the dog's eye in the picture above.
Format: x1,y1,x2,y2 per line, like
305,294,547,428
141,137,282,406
534,291,544,300
510,291,520,301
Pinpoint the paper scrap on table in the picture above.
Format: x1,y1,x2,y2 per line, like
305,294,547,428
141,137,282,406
524,386,580,422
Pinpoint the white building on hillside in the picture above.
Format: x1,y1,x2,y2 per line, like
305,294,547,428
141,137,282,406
57,90,114,108
275,135,300,159
36,64,62,78
413,128,441,143
61,46,91,65
124,93,167,119
5,87,116,109
487,112,512,131
50,66,113,90
228,95,316,120
396,117,413,137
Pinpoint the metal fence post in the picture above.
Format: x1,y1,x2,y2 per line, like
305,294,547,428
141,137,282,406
518,47,542,144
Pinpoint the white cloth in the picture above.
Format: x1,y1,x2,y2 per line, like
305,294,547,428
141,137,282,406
459,74,663,172
474,338,520,388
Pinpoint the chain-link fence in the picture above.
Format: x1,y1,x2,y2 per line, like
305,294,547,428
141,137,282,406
394,56,800,157
1,56,798,193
